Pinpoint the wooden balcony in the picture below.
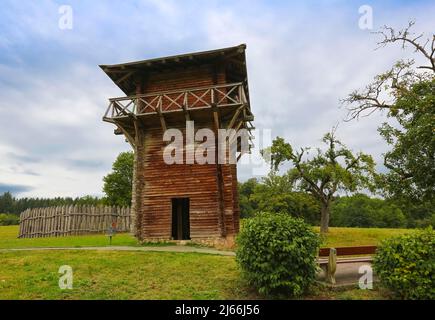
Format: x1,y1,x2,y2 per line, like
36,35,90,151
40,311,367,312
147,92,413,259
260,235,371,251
103,82,254,153
103,82,252,122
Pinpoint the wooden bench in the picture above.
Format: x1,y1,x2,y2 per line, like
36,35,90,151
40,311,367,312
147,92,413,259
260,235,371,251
318,246,377,284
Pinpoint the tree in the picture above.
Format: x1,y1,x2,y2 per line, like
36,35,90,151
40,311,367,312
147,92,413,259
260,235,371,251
343,21,435,202
238,178,259,218
251,173,320,224
263,131,376,233
391,197,434,228
102,151,134,207
378,79,435,202
0,192,14,213
331,194,406,228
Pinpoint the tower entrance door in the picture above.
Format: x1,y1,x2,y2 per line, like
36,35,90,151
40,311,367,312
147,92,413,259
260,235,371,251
171,198,190,240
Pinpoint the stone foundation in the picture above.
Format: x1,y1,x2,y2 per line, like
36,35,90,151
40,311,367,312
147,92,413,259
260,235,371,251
139,235,237,250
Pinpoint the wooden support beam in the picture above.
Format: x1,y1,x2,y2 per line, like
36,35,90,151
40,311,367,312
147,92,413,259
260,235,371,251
244,114,255,122
228,105,244,129
156,109,167,133
156,96,167,132
115,123,135,148
213,112,226,238
182,105,191,121
213,108,220,130
133,119,143,147
182,93,191,121
234,120,244,132
115,71,134,84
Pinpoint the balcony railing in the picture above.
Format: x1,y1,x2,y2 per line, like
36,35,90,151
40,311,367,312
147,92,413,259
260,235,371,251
103,82,249,121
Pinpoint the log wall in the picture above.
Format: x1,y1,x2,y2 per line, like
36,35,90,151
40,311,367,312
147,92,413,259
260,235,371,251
136,125,239,240
131,60,241,242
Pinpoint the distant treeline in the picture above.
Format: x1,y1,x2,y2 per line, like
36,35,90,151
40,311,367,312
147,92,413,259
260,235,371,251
0,192,104,215
239,178,435,229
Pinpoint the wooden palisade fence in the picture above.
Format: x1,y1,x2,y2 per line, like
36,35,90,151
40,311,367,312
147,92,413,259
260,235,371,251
18,205,131,238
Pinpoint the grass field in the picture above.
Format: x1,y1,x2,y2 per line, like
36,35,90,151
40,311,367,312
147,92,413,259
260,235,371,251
0,250,250,299
0,225,412,299
0,226,138,249
0,250,388,300
316,227,414,247
0,225,414,250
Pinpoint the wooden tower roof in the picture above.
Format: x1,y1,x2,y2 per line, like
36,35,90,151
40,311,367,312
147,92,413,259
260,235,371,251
99,44,249,100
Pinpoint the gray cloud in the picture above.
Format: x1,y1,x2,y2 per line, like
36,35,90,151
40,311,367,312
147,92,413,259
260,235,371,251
6,152,41,164
0,182,33,195
65,159,105,170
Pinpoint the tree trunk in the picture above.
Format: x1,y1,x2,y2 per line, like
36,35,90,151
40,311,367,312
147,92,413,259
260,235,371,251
320,202,330,234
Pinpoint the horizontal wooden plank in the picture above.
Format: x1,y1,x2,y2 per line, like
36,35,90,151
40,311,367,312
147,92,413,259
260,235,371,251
319,245,377,257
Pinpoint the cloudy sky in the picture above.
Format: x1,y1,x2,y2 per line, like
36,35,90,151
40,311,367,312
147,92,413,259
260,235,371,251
0,0,434,198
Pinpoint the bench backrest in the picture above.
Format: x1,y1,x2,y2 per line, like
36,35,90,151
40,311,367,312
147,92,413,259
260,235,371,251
319,245,377,257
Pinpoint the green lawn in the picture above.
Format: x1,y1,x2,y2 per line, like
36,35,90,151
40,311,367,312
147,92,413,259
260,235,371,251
0,225,414,250
0,225,407,300
315,226,414,247
0,250,253,299
0,250,388,300
0,225,138,249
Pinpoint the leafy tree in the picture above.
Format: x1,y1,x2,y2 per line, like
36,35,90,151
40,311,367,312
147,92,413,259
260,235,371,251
238,178,259,218
261,137,293,171
102,151,134,207
239,176,319,224
331,194,406,228
0,192,14,213
263,131,376,233
251,174,320,224
392,198,435,228
378,79,435,202
343,21,435,203
251,173,294,214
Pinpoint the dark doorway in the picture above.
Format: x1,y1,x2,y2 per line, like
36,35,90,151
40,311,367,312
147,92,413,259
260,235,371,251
171,198,190,240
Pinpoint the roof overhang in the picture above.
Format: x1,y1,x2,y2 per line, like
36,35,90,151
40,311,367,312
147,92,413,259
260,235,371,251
99,44,248,96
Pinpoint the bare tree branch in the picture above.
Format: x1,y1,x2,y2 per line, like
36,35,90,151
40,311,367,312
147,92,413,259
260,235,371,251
343,21,435,121
374,20,435,72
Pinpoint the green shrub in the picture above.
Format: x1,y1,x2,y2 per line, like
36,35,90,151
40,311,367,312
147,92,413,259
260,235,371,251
373,228,435,300
0,213,19,226
236,213,320,296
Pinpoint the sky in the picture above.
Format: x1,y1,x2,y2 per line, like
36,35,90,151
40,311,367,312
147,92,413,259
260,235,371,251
0,0,434,198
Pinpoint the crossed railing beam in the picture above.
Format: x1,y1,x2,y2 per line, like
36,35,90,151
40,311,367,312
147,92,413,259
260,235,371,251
103,82,249,120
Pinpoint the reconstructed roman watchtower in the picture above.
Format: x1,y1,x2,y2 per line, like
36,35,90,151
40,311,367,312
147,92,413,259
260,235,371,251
101,44,254,245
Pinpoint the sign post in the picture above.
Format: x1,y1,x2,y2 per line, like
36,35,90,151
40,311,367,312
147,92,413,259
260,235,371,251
107,220,117,245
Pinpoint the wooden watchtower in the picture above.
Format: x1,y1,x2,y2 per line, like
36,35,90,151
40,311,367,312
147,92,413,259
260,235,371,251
100,44,254,245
